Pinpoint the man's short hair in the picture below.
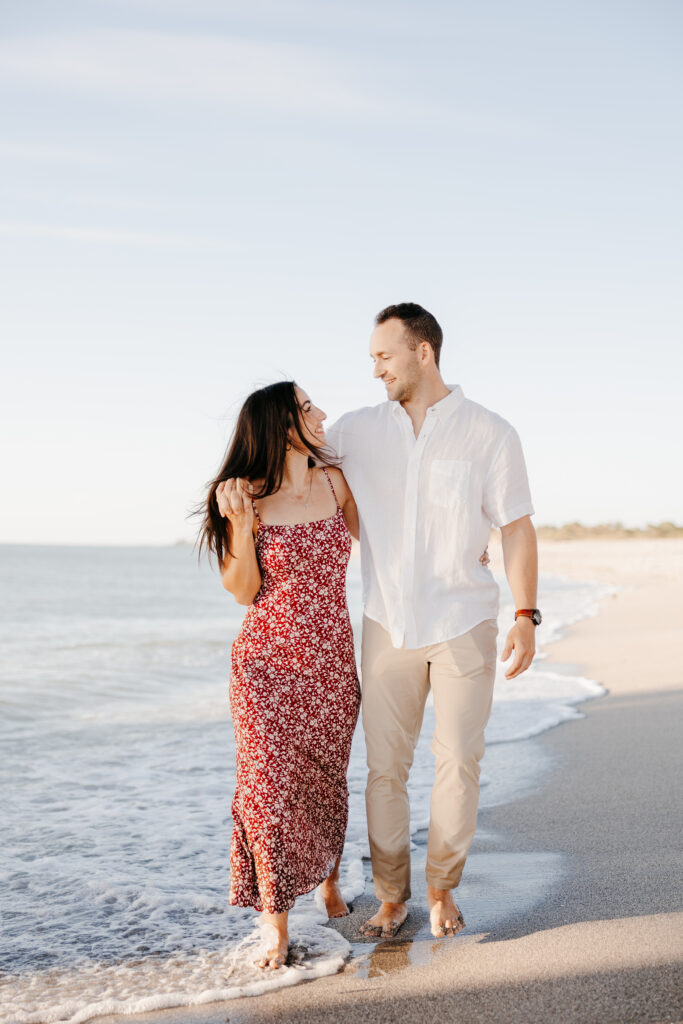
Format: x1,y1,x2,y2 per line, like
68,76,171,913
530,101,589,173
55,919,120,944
374,302,443,367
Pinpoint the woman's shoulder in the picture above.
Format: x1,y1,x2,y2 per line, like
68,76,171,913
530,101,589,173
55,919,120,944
322,465,351,499
322,464,344,482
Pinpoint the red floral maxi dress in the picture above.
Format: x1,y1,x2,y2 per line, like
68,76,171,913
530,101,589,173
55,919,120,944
228,469,361,914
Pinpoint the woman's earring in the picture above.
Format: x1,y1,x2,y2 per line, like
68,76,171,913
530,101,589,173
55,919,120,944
285,443,292,451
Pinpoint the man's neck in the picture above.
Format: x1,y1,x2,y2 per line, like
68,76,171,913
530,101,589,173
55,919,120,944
400,377,451,438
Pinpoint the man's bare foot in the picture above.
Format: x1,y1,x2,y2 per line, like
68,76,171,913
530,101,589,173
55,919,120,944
359,901,408,938
320,877,349,919
426,884,465,938
256,912,289,970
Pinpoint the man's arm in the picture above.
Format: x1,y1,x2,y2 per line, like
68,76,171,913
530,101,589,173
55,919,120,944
500,514,538,679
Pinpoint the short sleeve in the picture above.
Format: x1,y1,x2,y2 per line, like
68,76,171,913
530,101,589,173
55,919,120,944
324,415,345,459
482,426,535,528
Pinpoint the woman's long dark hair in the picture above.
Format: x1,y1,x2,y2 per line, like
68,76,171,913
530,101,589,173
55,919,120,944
195,381,338,566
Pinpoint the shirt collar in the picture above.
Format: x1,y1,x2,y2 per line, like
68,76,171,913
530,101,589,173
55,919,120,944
391,384,465,420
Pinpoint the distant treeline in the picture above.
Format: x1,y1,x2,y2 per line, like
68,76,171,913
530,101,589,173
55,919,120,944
534,521,683,540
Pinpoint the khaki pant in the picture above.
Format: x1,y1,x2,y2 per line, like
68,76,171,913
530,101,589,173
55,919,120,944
361,615,498,902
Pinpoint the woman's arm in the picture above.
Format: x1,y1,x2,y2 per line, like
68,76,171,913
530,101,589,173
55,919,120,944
216,478,262,605
328,467,359,541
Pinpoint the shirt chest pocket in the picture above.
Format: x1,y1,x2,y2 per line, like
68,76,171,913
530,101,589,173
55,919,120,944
428,459,472,509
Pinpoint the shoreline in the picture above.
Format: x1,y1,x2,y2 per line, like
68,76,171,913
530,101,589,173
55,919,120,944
100,538,683,1024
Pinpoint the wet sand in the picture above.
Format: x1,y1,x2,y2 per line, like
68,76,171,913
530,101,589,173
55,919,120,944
118,539,683,1024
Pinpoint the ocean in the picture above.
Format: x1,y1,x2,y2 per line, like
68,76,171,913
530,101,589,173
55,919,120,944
0,544,609,1024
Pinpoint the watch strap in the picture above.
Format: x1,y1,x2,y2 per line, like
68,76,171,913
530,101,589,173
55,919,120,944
515,608,541,623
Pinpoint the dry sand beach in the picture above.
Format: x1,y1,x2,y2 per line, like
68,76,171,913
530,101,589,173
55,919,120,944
102,539,683,1024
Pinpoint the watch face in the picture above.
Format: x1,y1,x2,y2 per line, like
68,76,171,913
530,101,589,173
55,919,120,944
532,609,542,625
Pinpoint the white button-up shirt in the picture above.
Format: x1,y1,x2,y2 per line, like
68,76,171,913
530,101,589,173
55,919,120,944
326,386,534,649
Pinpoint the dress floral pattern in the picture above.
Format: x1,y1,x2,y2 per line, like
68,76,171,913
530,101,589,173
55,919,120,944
228,469,360,914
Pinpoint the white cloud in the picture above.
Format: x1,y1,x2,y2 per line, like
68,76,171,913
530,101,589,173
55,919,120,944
0,29,387,116
0,27,551,139
0,221,229,249
7,188,165,212
0,140,114,164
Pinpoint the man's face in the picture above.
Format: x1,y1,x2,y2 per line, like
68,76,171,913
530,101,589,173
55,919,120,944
370,318,422,403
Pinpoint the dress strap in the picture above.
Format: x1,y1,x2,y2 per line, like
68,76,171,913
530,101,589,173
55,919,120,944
250,496,261,521
321,467,341,511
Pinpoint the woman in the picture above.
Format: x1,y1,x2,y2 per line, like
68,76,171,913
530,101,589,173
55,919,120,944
197,381,361,971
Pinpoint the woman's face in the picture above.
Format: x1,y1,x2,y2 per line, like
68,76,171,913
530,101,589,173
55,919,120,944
293,387,327,448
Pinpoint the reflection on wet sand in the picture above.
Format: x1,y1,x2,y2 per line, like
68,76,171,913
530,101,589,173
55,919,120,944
332,830,565,979
355,940,412,978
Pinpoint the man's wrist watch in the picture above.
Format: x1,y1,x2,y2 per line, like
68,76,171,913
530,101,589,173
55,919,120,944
515,608,542,626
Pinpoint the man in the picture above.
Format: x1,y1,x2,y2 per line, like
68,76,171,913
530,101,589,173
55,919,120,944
325,303,539,940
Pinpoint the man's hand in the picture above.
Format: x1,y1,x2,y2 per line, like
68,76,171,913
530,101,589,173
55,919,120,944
501,616,536,679
499,515,538,678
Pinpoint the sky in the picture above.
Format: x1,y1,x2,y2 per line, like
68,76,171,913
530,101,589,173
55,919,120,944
1,0,681,545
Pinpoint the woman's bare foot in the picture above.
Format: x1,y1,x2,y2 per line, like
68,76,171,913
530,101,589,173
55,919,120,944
320,876,349,918
320,854,349,919
426,884,465,938
359,901,408,938
256,911,289,970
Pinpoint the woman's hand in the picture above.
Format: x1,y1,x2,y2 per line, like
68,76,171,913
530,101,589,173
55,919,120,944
216,478,255,532
216,478,261,603
480,546,490,567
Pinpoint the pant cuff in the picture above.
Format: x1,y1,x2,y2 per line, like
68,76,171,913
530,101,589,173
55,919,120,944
426,874,463,891
374,884,411,903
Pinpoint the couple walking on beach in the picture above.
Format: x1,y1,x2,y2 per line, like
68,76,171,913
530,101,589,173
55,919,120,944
198,302,539,970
